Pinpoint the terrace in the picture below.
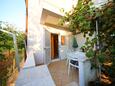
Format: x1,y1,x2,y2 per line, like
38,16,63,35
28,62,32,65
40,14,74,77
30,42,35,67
0,0,115,86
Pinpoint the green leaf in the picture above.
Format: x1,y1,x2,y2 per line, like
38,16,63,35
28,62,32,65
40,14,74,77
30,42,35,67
86,49,95,58
97,53,105,63
110,46,115,54
0,54,5,61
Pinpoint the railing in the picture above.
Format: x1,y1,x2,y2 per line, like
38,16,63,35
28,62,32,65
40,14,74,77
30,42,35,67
0,29,26,86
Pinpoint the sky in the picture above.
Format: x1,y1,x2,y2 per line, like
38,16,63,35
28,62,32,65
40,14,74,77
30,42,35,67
0,0,26,31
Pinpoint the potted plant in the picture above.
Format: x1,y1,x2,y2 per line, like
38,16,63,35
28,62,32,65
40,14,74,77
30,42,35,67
72,35,78,51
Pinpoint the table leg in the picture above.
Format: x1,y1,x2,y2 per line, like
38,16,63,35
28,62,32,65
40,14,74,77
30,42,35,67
79,61,85,86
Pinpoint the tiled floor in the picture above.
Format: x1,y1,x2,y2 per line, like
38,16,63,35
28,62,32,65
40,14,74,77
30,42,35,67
48,60,79,86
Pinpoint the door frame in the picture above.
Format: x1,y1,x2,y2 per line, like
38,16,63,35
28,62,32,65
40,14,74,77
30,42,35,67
44,27,60,64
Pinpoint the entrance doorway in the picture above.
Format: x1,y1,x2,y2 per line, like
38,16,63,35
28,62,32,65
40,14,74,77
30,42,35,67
51,33,59,60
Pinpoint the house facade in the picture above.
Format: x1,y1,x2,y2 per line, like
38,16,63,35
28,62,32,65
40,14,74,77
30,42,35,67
20,0,110,86
24,0,82,68
24,0,108,68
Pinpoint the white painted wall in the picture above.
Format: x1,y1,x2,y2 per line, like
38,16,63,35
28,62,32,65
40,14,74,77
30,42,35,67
68,33,86,51
24,0,44,68
93,0,108,7
76,33,86,51
84,60,96,86
42,0,78,16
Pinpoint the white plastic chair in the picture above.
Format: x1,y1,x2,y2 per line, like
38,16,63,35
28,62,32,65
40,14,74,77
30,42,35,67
68,56,79,75
65,49,74,65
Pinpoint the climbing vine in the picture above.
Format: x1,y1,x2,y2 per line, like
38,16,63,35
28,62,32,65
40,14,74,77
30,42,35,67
60,0,115,85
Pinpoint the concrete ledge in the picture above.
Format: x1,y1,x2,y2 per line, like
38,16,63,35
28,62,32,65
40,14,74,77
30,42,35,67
15,65,55,86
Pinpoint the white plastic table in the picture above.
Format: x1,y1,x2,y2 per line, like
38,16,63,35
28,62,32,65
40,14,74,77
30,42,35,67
67,51,89,86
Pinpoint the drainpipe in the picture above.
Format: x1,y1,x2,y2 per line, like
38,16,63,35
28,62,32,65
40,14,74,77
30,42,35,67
95,18,101,81
25,0,28,45
24,0,28,60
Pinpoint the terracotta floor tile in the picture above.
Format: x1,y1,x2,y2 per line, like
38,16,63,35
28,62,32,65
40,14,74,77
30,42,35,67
48,60,79,86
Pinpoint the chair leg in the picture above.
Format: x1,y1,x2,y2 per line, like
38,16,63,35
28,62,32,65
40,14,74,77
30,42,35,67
66,58,69,66
68,60,70,76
